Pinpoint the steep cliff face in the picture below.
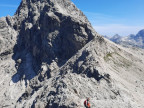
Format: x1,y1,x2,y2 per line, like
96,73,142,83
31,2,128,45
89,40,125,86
0,0,144,108
12,0,97,80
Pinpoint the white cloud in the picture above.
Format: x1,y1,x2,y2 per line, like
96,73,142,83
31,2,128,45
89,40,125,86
93,24,144,36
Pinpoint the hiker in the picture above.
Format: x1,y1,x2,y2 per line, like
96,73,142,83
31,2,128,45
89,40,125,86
84,98,91,108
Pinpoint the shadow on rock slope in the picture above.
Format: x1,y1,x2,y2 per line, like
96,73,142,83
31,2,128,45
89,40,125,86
11,0,96,83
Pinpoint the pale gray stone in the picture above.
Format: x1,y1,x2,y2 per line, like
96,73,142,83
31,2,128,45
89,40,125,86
0,0,144,108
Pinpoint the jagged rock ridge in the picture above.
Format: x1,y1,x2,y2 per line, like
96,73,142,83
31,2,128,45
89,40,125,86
0,0,144,108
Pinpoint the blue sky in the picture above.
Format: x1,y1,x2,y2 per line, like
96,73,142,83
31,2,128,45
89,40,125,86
0,0,21,16
0,0,144,36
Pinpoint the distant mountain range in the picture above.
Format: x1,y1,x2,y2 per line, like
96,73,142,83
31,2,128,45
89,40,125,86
105,29,144,48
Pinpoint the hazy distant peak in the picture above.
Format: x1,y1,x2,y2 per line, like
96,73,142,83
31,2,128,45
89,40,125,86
113,34,121,38
106,29,144,48
137,29,144,37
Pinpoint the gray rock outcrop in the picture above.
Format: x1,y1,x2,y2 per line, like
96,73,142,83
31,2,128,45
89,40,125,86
0,0,144,108
12,0,97,80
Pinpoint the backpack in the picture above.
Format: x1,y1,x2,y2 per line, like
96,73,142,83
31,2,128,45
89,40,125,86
84,100,87,107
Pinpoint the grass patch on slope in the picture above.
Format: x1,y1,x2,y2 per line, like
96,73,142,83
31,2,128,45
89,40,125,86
104,52,132,68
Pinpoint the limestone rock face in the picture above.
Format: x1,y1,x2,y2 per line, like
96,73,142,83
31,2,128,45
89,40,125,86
0,0,144,108
0,16,17,57
13,0,97,79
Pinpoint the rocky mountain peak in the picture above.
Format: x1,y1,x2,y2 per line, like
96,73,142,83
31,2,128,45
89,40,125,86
105,29,144,48
1,0,144,108
14,0,89,25
137,29,144,34
136,29,144,39
113,34,121,38
11,0,98,81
